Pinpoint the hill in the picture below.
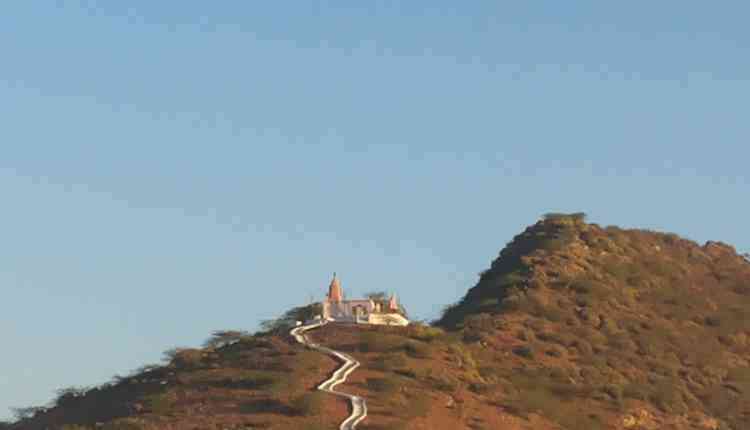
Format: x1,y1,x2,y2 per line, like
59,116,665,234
6,214,750,429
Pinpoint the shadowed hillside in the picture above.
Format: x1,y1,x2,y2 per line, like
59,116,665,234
7,214,750,429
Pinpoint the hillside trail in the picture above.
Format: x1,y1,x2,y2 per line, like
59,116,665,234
290,320,367,430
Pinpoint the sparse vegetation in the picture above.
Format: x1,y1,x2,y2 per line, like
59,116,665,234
11,216,750,430
259,303,323,334
434,215,750,429
542,212,587,223
202,329,252,349
366,376,399,393
291,392,325,416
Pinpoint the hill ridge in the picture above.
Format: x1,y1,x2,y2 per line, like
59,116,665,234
7,214,750,430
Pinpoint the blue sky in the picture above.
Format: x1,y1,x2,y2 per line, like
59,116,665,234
1,1,749,420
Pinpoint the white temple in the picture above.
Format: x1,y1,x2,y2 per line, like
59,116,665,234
321,273,409,326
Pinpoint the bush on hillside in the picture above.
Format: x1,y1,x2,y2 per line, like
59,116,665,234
404,323,444,342
425,374,457,392
542,212,587,223
163,348,203,369
291,392,324,416
371,352,407,372
240,398,291,415
11,406,45,421
358,331,406,353
129,364,163,377
513,346,534,359
406,394,431,418
101,421,145,430
366,376,399,393
144,393,172,414
53,386,90,407
301,423,329,430
403,341,432,359
259,303,323,334
202,330,252,349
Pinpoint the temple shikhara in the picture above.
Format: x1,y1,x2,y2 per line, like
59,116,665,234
321,273,409,326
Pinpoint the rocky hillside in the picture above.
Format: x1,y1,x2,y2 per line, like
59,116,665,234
437,213,750,429
6,214,750,430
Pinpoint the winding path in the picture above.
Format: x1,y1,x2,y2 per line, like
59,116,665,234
290,320,367,430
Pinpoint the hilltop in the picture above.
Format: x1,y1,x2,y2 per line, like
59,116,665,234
5,214,750,430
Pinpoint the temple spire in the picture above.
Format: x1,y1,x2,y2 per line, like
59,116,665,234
328,272,343,302
388,293,399,311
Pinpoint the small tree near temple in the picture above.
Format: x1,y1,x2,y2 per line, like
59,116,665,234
259,303,323,334
202,330,252,349
542,212,587,223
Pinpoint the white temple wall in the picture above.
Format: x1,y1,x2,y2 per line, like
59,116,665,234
322,298,407,326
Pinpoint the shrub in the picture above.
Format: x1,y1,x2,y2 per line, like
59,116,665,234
406,324,444,342
366,377,399,393
570,279,594,294
394,368,418,379
143,393,172,414
543,212,587,223
478,365,504,381
371,352,407,372
541,237,574,252
11,406,45,421
182,369,284,390
54,386,90,407
705,316,721,327
291,392,324,416
101,422,145,430
448,344,477,371
358,331,405,353
731,281,750,295
623,382,650,401
544,307,566,323
202,330,252,349
404,341,432,359
602,384,624,405
649,378,687,413
163,347,204,368
240,398,289,415
426,374,457,392
503,388,559,418
468,382,491,394
259,303,323,334
516,328,532,341
408,394,431,418
462,313,498,342
513,346,534,359
536,331,568,345
129,364,163,377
